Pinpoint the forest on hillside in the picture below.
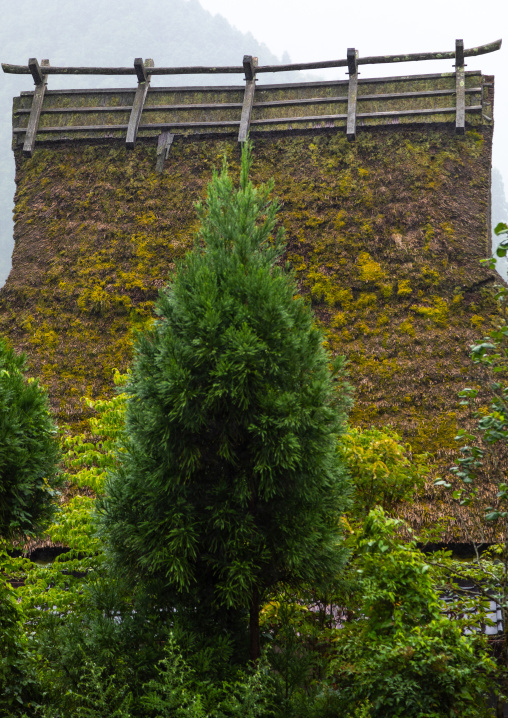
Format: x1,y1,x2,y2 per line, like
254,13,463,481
0,0,293,286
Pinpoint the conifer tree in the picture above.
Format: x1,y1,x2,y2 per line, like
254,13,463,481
101,143,352,660
0,337,60,539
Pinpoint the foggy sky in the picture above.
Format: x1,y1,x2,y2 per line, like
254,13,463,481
201,0,506,190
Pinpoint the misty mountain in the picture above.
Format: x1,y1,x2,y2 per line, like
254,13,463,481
0,0,290,286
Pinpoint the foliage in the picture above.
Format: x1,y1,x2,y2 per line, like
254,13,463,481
61,369,127,494
329,509,495,718
0,336,60,540
16,372,127,627
441,222,508,511
0,338,59,715
100,141,352,660
1,141,500,715
141,634,274,718
260,580,350,718
258,509,495,718
1,374,129,716
338,426,428,516
40,655,134,718
0,547,42,717
432,222,508,712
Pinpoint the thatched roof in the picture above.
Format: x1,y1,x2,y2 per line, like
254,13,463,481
0,64,502,542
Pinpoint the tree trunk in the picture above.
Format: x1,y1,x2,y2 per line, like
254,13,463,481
250,584,260,662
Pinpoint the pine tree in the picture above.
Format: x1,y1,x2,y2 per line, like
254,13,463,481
101,143,352,661
0,337,60,540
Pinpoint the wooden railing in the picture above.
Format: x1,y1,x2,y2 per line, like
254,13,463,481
2,39,502,160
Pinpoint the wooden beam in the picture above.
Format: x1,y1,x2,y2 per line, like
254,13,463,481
346,49,358,141
126,59,153,149
238,56,257,143
2,39,502,77
455,38,465,68
12,86,483,119
455,39,465,135
23,59,49,157
13,104,484,139
155,131,175,172
243,55,255,81
28,58,43,84
134,57,148,83
254,39,502,72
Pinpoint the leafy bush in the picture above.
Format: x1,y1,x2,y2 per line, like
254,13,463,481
0,337,60,539
338,426,428,516
330,509,495,718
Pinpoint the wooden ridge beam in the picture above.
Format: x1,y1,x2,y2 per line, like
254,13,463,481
238,55,257,144
346,48,358,141
23,59,49,157
126,59,153,149
3,39,501,77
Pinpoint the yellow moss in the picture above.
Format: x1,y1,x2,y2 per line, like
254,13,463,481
423,223,435,251
135,211,158,226
413,297,449,326
29,326,58,350
397,279,413,296
355,292,377,309
77,284,111,315
421,266,440,286
357,252,387,283
289,254,307,273
356,321,370,336
331,311,347,328
399,319,415,337
305,216,325,228
471,314,485,328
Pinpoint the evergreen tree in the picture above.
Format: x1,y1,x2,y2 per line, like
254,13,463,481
100,143,352,661
0,337,60,716
0,337,60,539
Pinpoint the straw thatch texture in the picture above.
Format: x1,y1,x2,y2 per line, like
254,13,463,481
11,71,487,147
0,107,500,540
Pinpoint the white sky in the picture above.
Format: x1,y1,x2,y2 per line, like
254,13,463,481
199,0,507,183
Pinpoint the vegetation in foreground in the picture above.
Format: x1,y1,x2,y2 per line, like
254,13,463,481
1,146,506,717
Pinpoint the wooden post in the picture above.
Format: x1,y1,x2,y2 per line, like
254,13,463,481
28,58,44,85
155,131,174,172
126,58,153,149
238,55,257,144
455,39,466,135
346,48,358,141
134,57,148,83
23,59,49,157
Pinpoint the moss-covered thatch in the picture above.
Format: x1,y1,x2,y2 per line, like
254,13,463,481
0,113,501,540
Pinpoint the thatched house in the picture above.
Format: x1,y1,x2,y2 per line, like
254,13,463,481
0,42,504,543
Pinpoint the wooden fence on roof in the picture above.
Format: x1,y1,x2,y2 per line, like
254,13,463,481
2,39,502,166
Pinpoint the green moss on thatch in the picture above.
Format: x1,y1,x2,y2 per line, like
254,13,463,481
0,123,500,539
